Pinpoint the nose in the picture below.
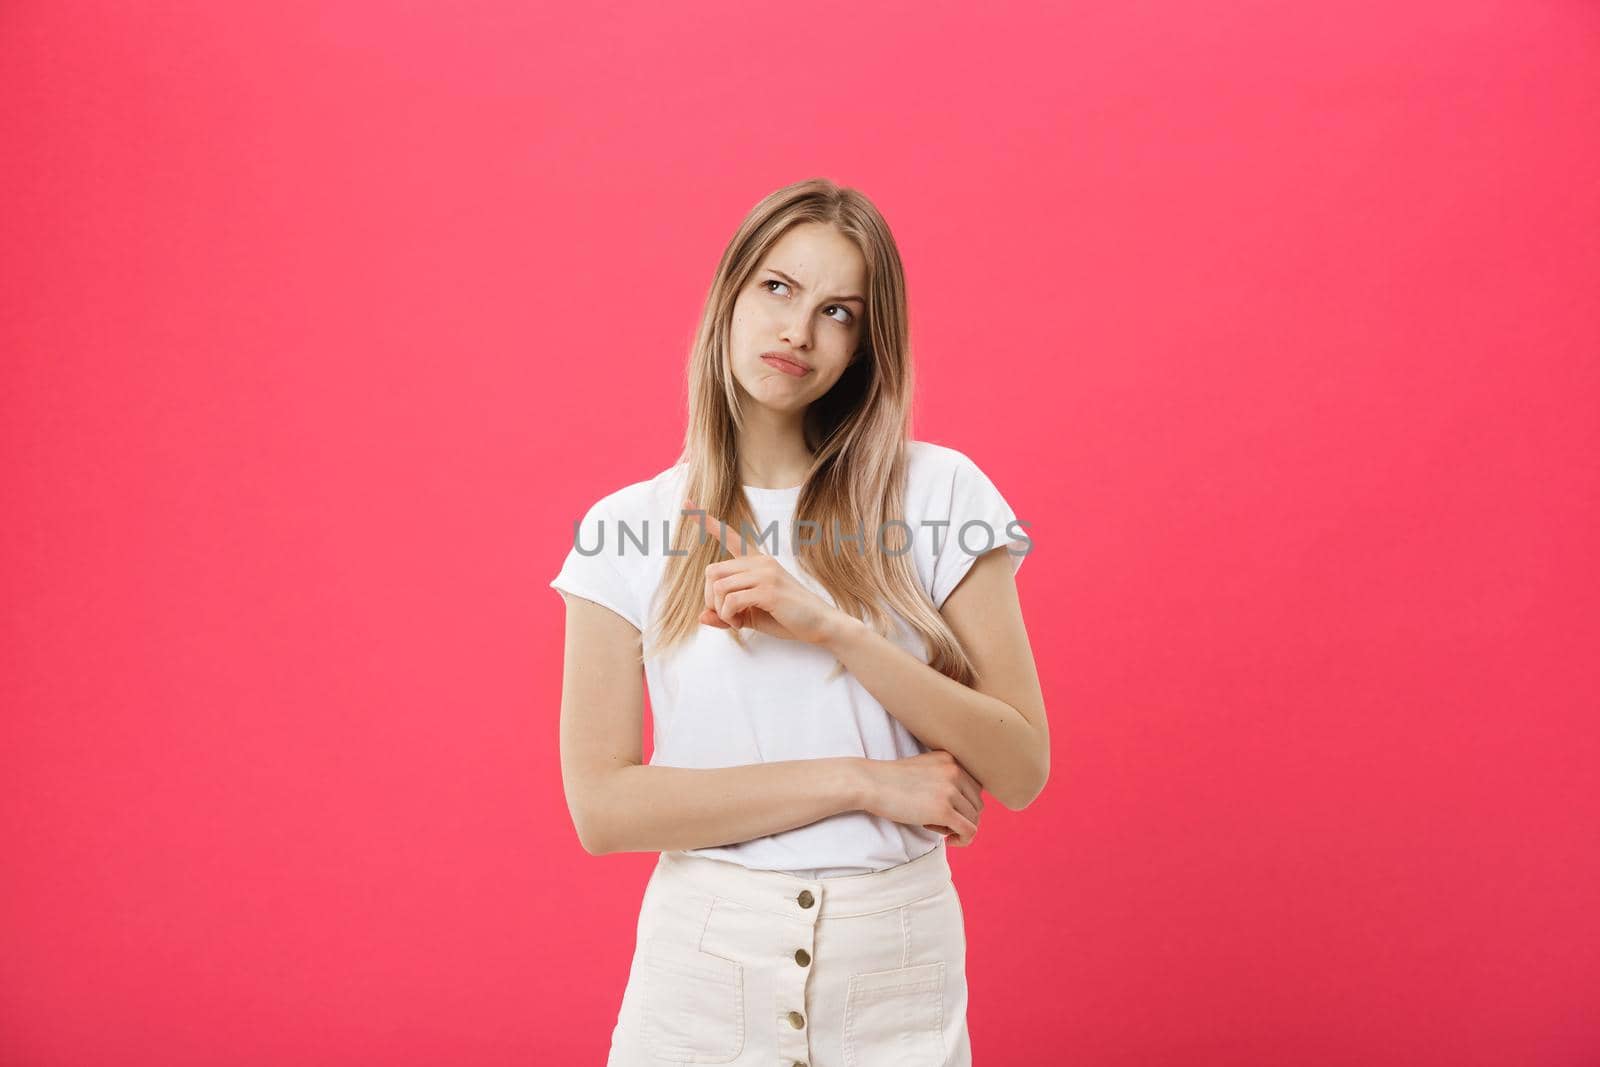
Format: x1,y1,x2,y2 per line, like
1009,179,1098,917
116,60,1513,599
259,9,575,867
779,308,812,350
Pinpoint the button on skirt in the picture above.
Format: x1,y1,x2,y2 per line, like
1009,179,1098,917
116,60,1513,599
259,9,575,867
605,838,970,1067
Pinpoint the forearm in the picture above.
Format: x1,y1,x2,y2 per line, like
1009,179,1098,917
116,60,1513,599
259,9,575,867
822,615,1046,810
579,756,871,856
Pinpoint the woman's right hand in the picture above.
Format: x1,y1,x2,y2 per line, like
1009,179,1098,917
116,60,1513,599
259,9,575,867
859,750,985,847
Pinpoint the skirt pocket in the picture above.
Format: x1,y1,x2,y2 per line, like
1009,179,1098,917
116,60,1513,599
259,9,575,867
842,960,945,1067
640,934,745,1063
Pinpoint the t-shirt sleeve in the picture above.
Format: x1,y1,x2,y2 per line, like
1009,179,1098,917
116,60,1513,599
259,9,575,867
549,496,644,630
928,451,1031,609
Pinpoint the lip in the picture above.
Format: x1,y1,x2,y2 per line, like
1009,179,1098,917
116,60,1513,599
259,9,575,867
760,351,812,376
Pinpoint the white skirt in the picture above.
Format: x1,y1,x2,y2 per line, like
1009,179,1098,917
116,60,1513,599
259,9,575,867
605,838,971,1066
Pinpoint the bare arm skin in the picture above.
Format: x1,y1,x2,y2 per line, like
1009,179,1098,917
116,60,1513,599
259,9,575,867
556,592,876,855
819,546,1051,811
556,592,988,852
690,505,1050,813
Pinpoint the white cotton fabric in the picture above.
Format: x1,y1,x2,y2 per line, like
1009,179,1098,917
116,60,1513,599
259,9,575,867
549,440,1029,878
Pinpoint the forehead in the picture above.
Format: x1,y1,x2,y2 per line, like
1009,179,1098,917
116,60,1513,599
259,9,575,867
762,223,867,292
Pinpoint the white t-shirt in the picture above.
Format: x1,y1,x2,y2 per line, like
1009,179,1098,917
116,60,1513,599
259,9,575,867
549,439,1029,877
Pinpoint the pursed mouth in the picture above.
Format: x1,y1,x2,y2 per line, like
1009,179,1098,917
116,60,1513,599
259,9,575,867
760,352,812,374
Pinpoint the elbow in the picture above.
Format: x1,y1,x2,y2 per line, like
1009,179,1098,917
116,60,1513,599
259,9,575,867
997,747,1050,813
575,814,614,856
567,766,626,855
568,790,614,856
996,782,1040,813
576,823,607,856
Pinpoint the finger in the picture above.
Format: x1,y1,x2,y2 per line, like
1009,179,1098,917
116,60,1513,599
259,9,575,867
683,498,729,556
711,570,761,601
949,789,981,828
955,774,984,814
705,512,754,558
955,767,985,810
699,607,731,629
702,559,748,619
711,571,757,625
685,497,762,558
949,810,979,845
719,590,761,629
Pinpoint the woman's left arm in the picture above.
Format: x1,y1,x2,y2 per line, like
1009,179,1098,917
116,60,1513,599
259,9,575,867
690,501,1048,812
820,545,1049,811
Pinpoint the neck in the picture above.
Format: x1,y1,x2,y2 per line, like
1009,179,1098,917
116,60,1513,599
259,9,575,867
735,404,812,489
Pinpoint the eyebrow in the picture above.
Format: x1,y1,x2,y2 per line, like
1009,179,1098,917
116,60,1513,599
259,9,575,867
763,267,866,308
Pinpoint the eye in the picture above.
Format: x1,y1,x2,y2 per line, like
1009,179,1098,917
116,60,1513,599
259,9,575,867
761,279,856,326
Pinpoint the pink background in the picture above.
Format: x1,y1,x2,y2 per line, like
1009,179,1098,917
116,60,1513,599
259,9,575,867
3,2,1597,1064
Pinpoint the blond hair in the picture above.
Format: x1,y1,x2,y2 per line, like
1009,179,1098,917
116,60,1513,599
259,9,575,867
643,177,983,687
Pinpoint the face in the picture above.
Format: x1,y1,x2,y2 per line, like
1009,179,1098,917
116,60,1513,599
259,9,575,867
727,222,868,414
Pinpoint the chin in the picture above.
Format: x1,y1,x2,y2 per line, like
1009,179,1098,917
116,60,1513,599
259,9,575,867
739,363,807,389
754,389,811,413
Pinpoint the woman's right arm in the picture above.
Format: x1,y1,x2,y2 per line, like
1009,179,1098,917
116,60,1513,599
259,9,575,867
557,593,877,855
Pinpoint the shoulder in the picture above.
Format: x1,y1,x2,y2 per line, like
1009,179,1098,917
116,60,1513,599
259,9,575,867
552,460,685,620
575,460,687,523
904,438,1023,534
904,438,988,494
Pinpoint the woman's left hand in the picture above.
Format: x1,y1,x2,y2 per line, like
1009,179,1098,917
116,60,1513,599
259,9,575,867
685,497,846,646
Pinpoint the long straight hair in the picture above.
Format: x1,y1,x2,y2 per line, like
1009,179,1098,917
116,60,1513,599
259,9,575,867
642,178,983,687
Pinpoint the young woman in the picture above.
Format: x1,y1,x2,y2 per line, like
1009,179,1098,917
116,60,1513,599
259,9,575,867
550,178,1049,1067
